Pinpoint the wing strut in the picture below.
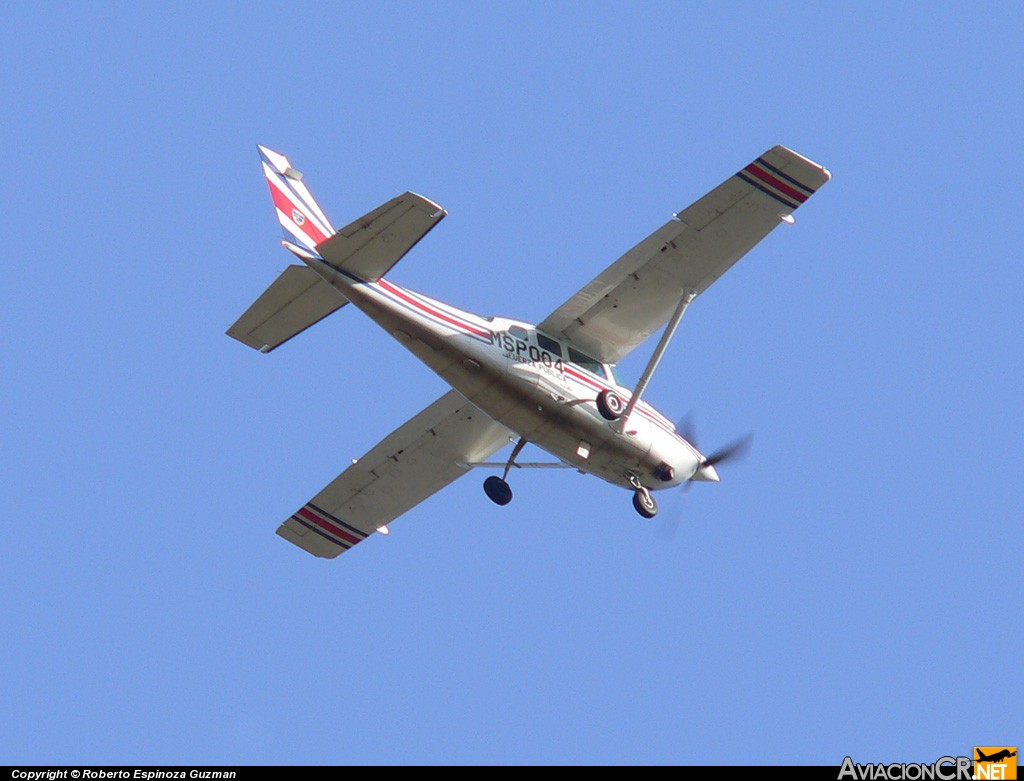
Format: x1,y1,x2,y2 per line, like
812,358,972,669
618,288,697,433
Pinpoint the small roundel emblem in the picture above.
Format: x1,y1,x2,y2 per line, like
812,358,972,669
291,208,306,226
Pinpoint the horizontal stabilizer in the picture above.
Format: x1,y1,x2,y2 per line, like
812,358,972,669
227,265,347,352
317,192,446,281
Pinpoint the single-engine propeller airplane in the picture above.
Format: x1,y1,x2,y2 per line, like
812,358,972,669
228,144,830,558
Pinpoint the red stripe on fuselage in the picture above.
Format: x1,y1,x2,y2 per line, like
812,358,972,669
743,163,809,204
562,366,674,434
296,507,361,546
563,365,603,391
377,279,491,337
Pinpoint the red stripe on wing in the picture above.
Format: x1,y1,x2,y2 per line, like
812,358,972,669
296,506,361,546
743,163,809,204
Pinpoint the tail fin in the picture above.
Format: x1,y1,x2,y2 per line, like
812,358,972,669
258,145,336,255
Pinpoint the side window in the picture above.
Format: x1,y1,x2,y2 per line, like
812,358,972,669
509,325,528,341
536,333,562,357
568,347,603,376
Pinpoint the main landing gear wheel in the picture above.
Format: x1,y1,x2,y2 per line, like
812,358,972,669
596,389,625,421
483,476,513,506
632,487,658,519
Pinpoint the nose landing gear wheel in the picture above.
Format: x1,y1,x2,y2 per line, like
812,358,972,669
632,487,658,518
596,389,625,421
483,475,513,506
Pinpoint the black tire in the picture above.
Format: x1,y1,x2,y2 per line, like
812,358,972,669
632,488,658,519
596,389,625,421
483,476,513,506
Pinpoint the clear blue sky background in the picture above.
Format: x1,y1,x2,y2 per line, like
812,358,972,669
3,3,1020,766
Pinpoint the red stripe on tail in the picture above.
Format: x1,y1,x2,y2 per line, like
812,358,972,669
267,177,331,245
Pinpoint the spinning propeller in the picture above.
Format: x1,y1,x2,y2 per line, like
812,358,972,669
658,416,753,540
678,414,753,486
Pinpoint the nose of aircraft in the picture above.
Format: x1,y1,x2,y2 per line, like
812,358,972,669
691,461,720,482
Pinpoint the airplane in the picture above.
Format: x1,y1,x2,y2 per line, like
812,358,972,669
976,750,1017,763
228,144,830,558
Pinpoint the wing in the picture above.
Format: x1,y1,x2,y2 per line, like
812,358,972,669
226,265,347,352
276,390,512,559
537,145,831,362
316,192,447,282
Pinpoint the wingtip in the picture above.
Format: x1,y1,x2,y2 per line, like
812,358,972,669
774,144,831,183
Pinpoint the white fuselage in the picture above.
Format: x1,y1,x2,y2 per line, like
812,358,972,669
311,259,704,491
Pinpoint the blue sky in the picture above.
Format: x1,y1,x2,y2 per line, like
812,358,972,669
2,3,1021,765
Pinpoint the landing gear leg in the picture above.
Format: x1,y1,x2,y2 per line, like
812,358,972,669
627,472,658,519
483,437,528,507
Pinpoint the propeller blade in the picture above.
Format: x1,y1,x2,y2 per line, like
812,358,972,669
676,413,699,449
703,434,753,468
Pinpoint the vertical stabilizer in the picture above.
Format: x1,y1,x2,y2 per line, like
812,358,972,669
257,145,336,254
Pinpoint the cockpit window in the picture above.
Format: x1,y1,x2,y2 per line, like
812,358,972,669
509,325,529,341
536,333,562,357
568,347,602,375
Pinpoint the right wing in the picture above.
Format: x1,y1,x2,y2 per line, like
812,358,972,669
276,390,512,559
537,145,830,363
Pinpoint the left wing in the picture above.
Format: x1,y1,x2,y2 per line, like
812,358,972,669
276,390,512,559
538,145,830,362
